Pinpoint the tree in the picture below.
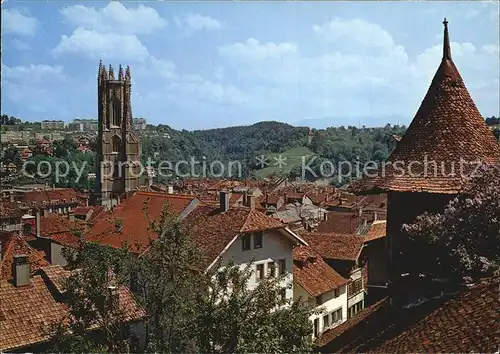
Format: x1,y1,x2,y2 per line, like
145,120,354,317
403,164,500,284
195,261,314,353
47,241,136,353
47,202,316,353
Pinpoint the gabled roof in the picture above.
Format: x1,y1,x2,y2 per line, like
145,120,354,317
351,20,500,195
39,213,87,248
364,220,386,243
0,265,145,352
300,232,364,261
86,192,199,253
293,246,348,297
316,277,499,353
182,206,292,269
0,233,50,280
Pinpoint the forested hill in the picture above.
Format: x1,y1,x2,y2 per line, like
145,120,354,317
141,121,408,180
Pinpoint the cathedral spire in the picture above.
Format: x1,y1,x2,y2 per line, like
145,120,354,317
442,18,451,60
108,64,115,80
98,59,103,79
125,65,131,82
118,64,124,81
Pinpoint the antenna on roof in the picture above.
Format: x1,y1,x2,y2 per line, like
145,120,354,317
442,18,451,60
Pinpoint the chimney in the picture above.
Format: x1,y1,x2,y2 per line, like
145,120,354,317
323,212,328,222
219,190,230,212
13,254,30,287
43,208,49,217
359,207,363,217
107,285,119,307
374,210,378,221
36,209,41,238
167,185,174,194
68,211,75,222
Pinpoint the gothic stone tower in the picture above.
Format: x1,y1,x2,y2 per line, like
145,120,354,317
95,61,141,207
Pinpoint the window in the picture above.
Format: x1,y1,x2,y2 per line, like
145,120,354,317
316,295,324,305
348,278,363,296
254,231,263,249
313,318,319,338
22,223,32,236
267,261,276,277
256,264,264,281
112,135,121,153
279,288,287,301
332,308,342,323
334,288,340,298
323,314,330,329
278,259,286,275
242,233,251,251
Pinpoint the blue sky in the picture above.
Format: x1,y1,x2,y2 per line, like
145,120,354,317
2,1,499,130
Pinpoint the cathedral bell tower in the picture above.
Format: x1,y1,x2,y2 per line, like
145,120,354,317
95,61,141,207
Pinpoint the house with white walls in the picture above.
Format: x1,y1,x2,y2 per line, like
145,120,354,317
293,245,349,338
181,191,308,301
300,232,367,319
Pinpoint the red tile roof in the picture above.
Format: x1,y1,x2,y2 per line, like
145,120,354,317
39,213,87,248
0,265,145,352
317,212,370,234
350,21,500,195
364,221,386,243
86,192,199,253
22,188,80,207
0,201,23,219
182,206,286,269
72,206,93,216
300,232,364,261
0,234,50,280
317,276,499,353
293,245,348,297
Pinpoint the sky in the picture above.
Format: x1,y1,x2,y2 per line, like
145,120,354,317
2,1,499,130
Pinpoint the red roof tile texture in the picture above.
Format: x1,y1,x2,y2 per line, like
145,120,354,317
22,188,79,207
293,245,348,297
87,192,199,253
364,221,386,243
350,21,500,195
316,212,369,234
317,276,499,353
0,201,23,219
0,265,145,352
183,206,285,268
0,234,50,280
39,213,87,248
300,232,364,261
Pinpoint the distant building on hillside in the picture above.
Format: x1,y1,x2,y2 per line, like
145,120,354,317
68,118,99,132
41,120,64,130
133,117,147,131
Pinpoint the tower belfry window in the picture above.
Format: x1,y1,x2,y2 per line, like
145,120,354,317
113,98,121,127
112,135,121,153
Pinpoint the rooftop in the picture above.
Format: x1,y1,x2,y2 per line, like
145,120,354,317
86,192,199,253
350,20,500,195
317,276,499,353
293,245,349,297
300,232,364,261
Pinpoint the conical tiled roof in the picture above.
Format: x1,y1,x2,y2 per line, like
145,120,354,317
351,19,500,194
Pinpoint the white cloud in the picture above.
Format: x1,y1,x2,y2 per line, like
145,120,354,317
174,13,223,32
2,63,67,113
217,19,499,120
218,38,298,61
2,8,37,36
60,2,167,35
313,18,396,50
53,27,150,62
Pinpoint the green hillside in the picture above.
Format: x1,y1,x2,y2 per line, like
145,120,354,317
253,146,316,179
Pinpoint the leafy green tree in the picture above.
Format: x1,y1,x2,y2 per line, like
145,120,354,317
403,164,500,284
47,241,135,353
